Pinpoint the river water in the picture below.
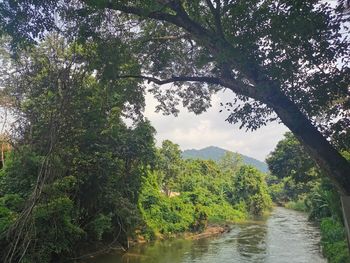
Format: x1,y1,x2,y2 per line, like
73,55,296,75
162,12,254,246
86,207,326,263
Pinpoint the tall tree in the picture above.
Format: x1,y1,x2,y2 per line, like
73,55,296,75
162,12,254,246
218,151,242,176
1,0,350,229
0,35,157,262
233,165,272,215
158,140,183,195
266,132,320,183
1,0,348,194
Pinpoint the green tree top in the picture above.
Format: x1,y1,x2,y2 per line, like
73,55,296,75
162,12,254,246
158,140,183,195
266,132,320,183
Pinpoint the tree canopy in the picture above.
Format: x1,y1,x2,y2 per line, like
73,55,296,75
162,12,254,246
1,2,349,261
266,132,321,183
1,0,348,194
0,34,272,260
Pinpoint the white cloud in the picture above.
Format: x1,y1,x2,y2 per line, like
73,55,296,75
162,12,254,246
144,89,288,162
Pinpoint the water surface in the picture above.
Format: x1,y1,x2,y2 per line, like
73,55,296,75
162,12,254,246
86,207,326,263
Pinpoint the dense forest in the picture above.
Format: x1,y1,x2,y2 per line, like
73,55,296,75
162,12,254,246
0,37,272,262
0,0,350,263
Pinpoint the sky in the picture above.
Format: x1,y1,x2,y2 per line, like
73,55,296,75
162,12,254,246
144,88,289,162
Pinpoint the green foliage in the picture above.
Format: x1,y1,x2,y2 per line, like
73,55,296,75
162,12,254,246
320,218,350,263
305,180,343,222
86,214,112,241
205,202,246,223
266,132,320,183
138,154,252,239
32,197,84,258
0,149,42,198
266,174,285,203
284,198,308,212
266,132,323,205
138,172,195,237
0,36,157,262
157,140,183,195
0,196,18,234
218,151,243,175
232,165,272,215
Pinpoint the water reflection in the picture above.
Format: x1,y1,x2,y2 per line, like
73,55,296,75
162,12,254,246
86,207,325,263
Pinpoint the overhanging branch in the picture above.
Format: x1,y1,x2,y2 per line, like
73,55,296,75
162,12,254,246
117,74,261,103
116,75,220,85
205,0,224,37
83,1,179,24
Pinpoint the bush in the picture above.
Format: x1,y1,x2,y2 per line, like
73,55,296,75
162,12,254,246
320,217,350,263
138,171,248,238
284,198,308,212
138,172,196,236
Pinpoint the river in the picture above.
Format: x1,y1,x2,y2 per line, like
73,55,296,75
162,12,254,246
86,207,326,263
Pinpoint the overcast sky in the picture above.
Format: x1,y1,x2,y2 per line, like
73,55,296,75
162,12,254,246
144,89,289,162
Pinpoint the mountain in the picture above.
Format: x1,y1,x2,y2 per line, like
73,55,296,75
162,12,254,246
182,146,269,173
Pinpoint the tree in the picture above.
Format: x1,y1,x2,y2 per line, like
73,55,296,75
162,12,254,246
0,36,158,262
218,151,242,176
1,0,348,195
158,140,183,195
1,0,350,243
232,165,272,215
266,132,323,203
266,132,320,184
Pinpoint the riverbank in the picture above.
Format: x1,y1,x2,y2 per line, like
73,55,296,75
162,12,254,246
185,224,231,240
132,222,232,245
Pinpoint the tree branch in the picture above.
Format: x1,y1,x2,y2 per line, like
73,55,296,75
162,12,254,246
205,0,224,37
83,1,262,100
83,1,179,24
140,34,190,44
117,74,260,104
83,1,250,82
116,75,220,85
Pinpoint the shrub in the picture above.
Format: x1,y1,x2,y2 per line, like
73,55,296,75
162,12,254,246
320,217,350,263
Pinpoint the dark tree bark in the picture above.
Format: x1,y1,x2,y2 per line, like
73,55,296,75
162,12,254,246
262,88,350,195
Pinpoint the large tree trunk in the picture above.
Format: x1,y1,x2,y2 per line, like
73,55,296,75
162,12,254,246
265,89,350,195
341,196,350,248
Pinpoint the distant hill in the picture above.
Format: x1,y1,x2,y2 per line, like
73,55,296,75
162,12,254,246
182,146,269,173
